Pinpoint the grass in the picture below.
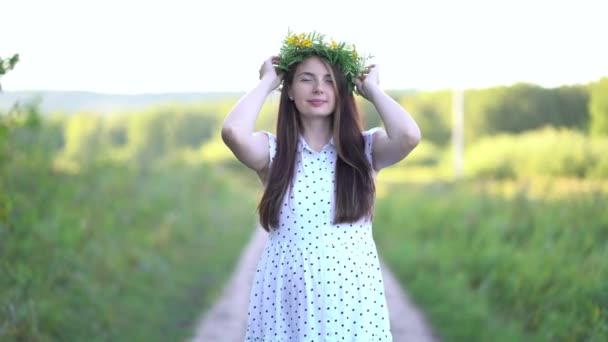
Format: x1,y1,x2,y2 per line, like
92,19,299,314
1,162,260,341
4,105,607,341
372,178,608,341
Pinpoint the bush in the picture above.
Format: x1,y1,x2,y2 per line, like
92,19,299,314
463,127,608,179
374,181,608,342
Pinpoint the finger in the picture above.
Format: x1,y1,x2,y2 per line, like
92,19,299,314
354,79,365,97
354,77,362,89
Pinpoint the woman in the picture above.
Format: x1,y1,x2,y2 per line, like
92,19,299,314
221,31,421,341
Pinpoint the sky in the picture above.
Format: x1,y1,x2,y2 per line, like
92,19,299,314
1,0,607,94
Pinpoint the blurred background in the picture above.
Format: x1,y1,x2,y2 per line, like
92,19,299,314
1,0,607,341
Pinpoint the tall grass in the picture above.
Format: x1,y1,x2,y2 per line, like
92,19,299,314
373,180,608,341
2,160,259,341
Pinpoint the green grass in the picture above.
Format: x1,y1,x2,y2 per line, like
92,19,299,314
1,162,259,341
373,180,608,341
4,102,608,341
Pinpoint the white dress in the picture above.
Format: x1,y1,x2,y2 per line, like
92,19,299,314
245,127,392,341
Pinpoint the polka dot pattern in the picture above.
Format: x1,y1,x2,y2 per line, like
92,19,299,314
245,127,391,341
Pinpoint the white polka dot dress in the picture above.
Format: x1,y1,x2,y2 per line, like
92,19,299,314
245,127,392,341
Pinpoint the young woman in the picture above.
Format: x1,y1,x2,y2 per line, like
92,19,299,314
221,31,421,341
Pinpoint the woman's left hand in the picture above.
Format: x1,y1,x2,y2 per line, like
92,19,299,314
354,64,380,101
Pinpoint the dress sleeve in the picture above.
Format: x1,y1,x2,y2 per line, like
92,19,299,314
261,131,277,169
363,127,382,169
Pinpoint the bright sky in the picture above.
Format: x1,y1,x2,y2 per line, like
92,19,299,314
2,0,607,94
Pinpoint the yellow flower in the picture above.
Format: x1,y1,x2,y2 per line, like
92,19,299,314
329,39,338,50
301,38,313,48
286,33,312,48
352,45,359,60
287,34,299,46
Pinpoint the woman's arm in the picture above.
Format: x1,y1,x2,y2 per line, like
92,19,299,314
221,56,281,173
355,65,421,171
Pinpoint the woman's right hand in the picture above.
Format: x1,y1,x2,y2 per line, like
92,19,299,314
258,56,282,90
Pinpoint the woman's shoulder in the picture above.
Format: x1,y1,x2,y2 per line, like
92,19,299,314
363,126,382,138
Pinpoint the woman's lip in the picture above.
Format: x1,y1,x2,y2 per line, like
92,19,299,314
307,100,326,106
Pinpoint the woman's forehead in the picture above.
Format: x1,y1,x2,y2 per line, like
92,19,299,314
295,56,331,74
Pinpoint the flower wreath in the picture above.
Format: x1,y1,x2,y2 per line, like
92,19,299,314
277,30,372,94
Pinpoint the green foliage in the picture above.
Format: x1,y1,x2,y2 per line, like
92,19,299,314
389,84,590,146
590,77,608,136
390,141,443,168
0,54,19,91
54,103,226,170
464,83,589,142
3,76,608,341
62,113,104,164
462,127,608,179
399,90,452,146
0,101,60,223
555,85,590,130
102,115,128,147
122,105,223,169
126,109,171,166
1,106,259,341
0,54,19,76
374,181,608,342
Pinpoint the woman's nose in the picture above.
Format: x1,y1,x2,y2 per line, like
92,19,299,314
313,81,324,93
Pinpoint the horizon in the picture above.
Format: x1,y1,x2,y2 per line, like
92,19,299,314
2,0,607,94
1,75,601,97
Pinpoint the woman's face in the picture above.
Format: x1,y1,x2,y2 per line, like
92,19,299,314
288,56,336,118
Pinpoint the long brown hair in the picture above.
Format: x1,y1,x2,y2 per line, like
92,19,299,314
258,56,375,231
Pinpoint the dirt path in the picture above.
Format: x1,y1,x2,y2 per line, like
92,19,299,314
190,227,439,342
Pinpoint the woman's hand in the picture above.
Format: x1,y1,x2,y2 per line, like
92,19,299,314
259,55,283,91
354,64,381,101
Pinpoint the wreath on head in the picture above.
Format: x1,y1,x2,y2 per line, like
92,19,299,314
277,30,372,94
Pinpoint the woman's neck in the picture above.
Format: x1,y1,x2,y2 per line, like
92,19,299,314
300,117,332,152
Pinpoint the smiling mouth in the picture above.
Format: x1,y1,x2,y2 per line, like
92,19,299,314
307,100,326,106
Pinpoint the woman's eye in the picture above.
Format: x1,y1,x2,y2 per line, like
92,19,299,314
301,78,311,82
325,79,334,83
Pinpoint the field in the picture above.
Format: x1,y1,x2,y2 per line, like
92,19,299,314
2,85,607,341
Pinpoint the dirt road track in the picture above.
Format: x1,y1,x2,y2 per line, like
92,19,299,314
190,227,439,342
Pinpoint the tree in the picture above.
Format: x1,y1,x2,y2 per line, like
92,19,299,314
0,54,19,91
63,113,103,164
1,53,22,214
589,77,608,136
